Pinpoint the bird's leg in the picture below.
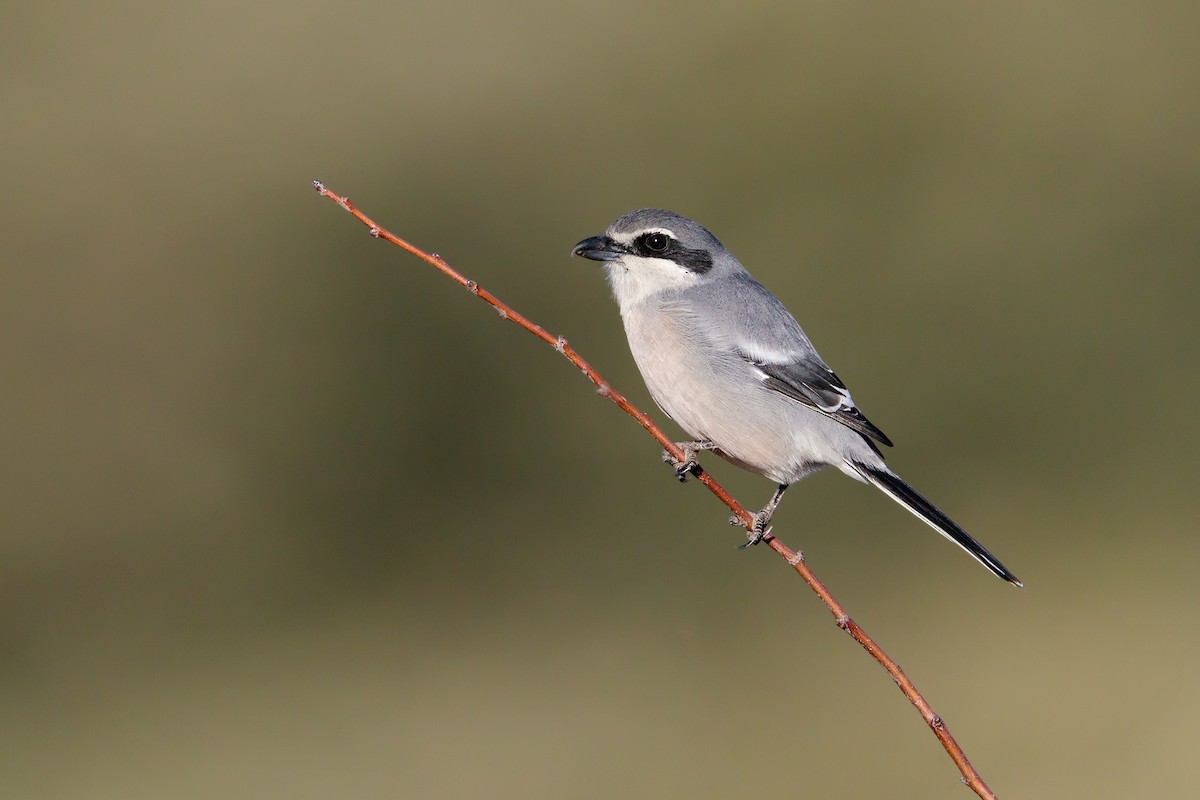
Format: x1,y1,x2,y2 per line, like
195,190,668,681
732,483,789,548
662,439,716,483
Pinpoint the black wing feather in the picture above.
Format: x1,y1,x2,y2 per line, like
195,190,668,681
744,355,894,447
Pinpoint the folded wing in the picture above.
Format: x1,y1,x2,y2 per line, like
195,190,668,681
740,353,894,447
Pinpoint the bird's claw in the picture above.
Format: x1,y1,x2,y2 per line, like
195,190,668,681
673,459,700,482
661,449,695,481
730,513,772,548
662,442,708,483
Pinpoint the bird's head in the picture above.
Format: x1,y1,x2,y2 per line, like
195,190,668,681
572,209,736,311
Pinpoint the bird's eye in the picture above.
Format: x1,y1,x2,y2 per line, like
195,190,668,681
642,233,670,253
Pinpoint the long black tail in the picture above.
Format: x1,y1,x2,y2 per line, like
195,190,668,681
852,463,1022,587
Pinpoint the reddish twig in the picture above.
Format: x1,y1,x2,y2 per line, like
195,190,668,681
313,180,1000,800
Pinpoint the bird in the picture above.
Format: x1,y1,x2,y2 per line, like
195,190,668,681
572,209,1020,586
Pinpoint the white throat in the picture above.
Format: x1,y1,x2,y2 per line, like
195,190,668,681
604,254,699,315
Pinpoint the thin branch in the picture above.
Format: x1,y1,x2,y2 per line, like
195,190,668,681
313,180,1000,800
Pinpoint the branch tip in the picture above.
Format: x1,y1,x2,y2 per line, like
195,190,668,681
312,180,325,192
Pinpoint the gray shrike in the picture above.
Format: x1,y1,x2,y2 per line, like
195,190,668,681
573,209,1020,586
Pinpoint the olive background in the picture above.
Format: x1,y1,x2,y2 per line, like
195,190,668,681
3,3,1198,798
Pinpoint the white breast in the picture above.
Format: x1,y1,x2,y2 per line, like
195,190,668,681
617,299,882,485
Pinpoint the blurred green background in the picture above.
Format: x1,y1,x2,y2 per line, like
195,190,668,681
3,2,1198,797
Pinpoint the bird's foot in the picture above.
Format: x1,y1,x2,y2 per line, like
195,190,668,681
730,484,788,548
730,510,773,548
662,439,715,483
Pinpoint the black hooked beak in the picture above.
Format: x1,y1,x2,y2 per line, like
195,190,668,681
572,235,626,262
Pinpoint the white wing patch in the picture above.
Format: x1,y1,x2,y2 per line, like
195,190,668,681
737,341,805,366
814,387,855,413
808,371,856,412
